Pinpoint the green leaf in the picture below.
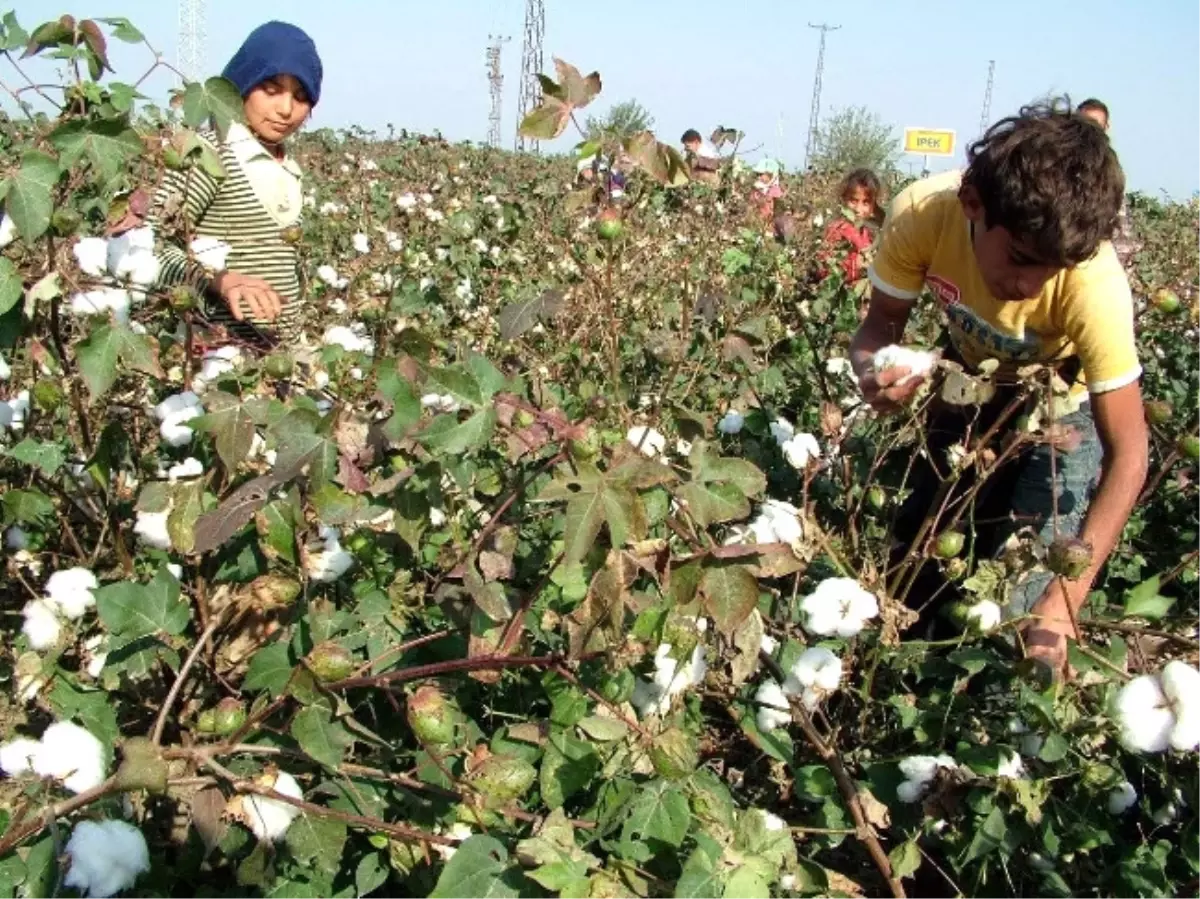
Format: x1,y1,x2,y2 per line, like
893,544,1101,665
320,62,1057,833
95,569,190,638
167,481,205,554
270,409,338,486
0,258,21,316
430,835,521,899
679,441,766,527
98,16,144,42
19,835,56,899
75,323,161,402
622,781,692,848
676,834,724,898
965,805,1007,862
47,680,118,751
1,488,54,525
1123,576,1175,620
285,816,347,870
257,497,298,564
196,391,258,469
182,76,244,137
3,438,65,477
425,364,485,407
291,705,354,769
540,732,599,810
889,840,922,879
419,407,497,455
576,716,629,742
6,150,59,242
723,864,771,898
354,851,390,897
466,352,509,400
497,289,563,340
243,641,295,695
49,119,142,182
699,562,760,636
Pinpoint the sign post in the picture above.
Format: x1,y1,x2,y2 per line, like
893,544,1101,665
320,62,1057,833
902,127,956,178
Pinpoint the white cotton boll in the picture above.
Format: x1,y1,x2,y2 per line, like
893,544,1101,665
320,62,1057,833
353,233,370,254
167,457,204,482
73,237,109,277
760,634,778,655
1114,675,1175,753
322,325,374,355
896,779,927,804
397,193,417,211
306,528,354,582
0,354,8,382
996,751,1025,779
626,426,666,458
675,439,693,457
106,226,159,286
21,600,62,650
825,357,854,377
70,288,132,324
312,370,330,390
0,737,40,776
1160,661,1200,751
319,201,345,215
135,510,171,550
190,236,232,272
64,819,150,899
759,499,804,547
84,636,108,678
154,391,202,422
1108,780,1138,815
5,525,29,550
421,193,434,205
781,432,821,470
872,345,935,386
429,507,447,527
769,417,795,446
0,213,15,248
244,771,303,842
759,810,787,832
349,366,364,381
780,873,797,891
965,599,1002,632
33,721,107,794
317,264,344,288
44,567,99,620
755,680,792,731
790,647,842,692
898,754,955,787
800,577,879,638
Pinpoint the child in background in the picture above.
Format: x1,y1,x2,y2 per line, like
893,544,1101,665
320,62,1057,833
149,21,322,346
750,158,783,222
819,168,884,283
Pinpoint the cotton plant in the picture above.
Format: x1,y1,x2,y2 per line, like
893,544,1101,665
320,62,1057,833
0,720,107,794
1113,660,1200,752
631,618,709,718
23,566,102,646
64,819,151,898
800,577,880,638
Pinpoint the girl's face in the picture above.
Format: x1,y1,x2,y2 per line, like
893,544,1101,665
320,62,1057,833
756,172,774,186
845,185,875,221
244,74,312,144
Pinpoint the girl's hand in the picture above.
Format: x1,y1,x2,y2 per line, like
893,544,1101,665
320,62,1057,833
212,272,282,322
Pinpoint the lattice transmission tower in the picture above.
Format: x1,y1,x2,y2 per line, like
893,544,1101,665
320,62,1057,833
804,23,840,169
515,0,545,152
486,36,510,148
979,60,996,136
177,0,205,84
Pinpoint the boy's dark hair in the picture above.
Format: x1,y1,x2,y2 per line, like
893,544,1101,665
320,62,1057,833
1076,98,1109,120
680,129,702,144
963,98,1124,267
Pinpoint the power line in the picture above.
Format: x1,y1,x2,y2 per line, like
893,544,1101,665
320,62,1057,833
515,0,545,152
979,59,995,136
804,22,840,169
177,0,205,84
486,35,510,149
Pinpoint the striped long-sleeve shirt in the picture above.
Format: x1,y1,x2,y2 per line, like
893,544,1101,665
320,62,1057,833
149,122,305,342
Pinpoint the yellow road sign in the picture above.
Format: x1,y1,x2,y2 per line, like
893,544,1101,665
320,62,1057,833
903,128,956,157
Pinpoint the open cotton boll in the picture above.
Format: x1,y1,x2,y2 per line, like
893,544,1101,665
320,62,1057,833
754,680,792,732
0,737,41,776
1114,674,1176,753
32,721,107,794
0,354,8,382
789,647,842,693
64,819,151,899
134,510,171,550
316,264,349,290
825,356,854,377
44,567,98,620
626,426,666,458
189,236,232,272
167,457,204,482
800,577,879,638
780,432,821,470
1108,780,1138,815
0,213,15,248
717,411,744,434
322,324,374,355
305,527,354,582
5,525,29,550
965,599,1002,632
896,754,957,803
106,226,159,286
154,392,204,447
872,345,935,387
73,237,109,277
432,822,474,862
245,771,304,842
397,192,417,210
21,599,62,650
352,233,370,254
768,417,795,446
84,635,108,678
996,751,1025,779
1160,661,1200,751
70,288,132,324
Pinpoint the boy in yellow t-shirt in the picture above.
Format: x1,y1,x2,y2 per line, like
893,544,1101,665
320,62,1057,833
849,100,1148,675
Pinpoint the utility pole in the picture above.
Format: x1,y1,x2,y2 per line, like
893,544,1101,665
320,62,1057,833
979,59,995,136
177,0,205,84
804,22,840,169
515,0,545,152
486,35,509,149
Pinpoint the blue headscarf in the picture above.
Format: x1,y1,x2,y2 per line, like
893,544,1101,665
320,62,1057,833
223,21,322,106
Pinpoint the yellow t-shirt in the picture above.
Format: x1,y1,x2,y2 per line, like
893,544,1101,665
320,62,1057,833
867,170,1141,397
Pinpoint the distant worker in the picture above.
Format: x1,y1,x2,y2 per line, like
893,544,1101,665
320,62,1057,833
818,168,885,284
750,158,784,222
1076,98,1139,268
681,128,720,184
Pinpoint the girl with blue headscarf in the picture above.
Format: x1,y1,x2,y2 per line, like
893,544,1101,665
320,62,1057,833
150,21,322,343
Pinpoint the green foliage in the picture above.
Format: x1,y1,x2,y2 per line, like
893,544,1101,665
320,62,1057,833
809,105,900,175
585,98,656,143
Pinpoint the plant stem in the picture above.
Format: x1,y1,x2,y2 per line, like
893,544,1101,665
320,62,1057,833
152,611,225,744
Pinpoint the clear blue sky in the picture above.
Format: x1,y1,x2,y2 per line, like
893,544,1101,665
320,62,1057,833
12,0,1200,197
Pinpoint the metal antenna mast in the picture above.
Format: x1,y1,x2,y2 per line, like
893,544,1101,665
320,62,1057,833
515,0,545,152
177,0,205,84
804,22,840,169
486,35,510,148
979,59,995,135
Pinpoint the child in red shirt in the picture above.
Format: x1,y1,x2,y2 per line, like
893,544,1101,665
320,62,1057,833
819,168,884,283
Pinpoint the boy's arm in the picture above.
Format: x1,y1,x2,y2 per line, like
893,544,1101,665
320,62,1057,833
1024,381,1149,664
